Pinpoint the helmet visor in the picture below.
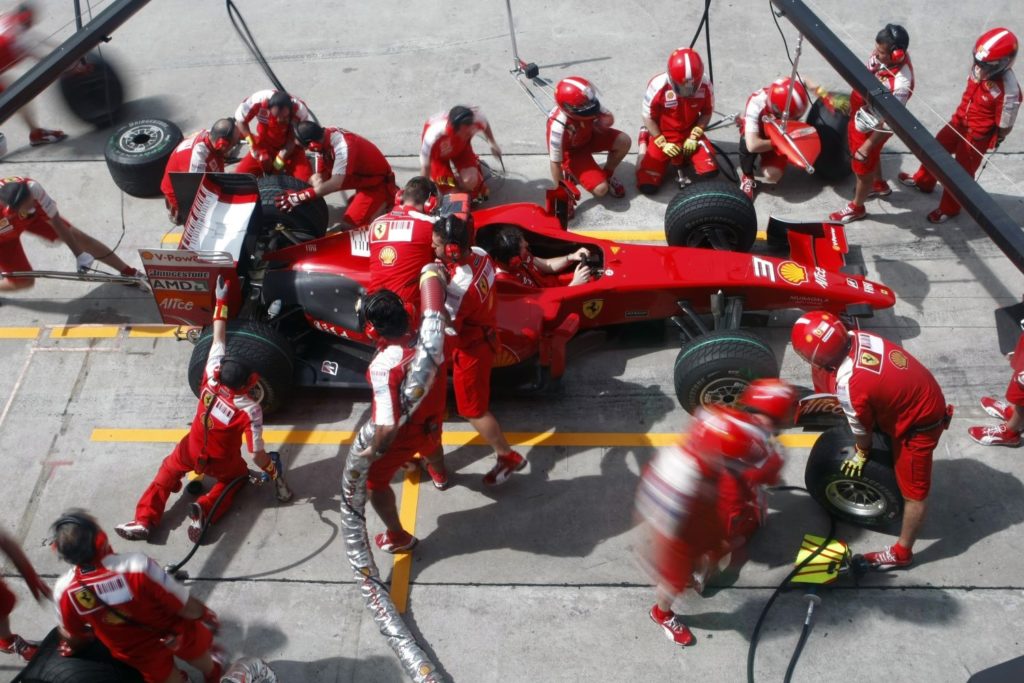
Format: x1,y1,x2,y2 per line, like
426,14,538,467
564,98,601,118
973,57,1009,80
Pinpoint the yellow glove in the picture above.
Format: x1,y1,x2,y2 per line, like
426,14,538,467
245,135,255,149
273,154,286,171
815,86,851,115
840,447,869,477
654,135,681,158
682,138,699,155
689,126,704,139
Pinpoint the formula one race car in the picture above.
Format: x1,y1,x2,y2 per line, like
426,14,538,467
142,173,895,419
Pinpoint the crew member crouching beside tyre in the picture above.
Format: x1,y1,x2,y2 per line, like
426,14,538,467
791,311,952,570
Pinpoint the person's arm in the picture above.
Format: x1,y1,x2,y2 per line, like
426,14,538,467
533,247,590,275
481,121,501,159
212,275,229,348
0,531,49,601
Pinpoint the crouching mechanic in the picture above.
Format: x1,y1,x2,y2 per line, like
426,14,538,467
491,225,593,288
160,118,240,224
636,47,717,193
359,287,448,553
791,312,951,569
420,105,501,202
234,90,312,180
116,277,291,544
280,121,398,230
737,77,811,200
636,407,770,647
547,77,630,199
0,528,49,661
52,511,225,683
432,215,526,486
0,177,141,291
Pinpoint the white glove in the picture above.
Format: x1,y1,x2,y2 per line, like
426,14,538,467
75,252,94,273
215,275,229,300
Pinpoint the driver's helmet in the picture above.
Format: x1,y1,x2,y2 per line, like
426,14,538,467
767,77,810,119
790,311,850,369
973,28,1018,80
666,48,705,98
554,77,601,119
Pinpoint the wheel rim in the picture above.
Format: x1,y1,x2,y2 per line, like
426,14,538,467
685,223,741,250
699,376,749,408
824,479,888,518
119,124,166,153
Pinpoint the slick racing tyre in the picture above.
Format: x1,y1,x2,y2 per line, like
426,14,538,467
805,423,903,528
58,52,125,127
807,99,852,183
257,175,328,251
14,628,144,683
105,119,183,197
188,321,295,414
664,179,757,252
673,330,779,414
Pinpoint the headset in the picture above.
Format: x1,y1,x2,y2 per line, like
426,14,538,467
0,179,31,217
437,215,470,262
882,23,908,63
209,117,237,153
448,105,475,131
50,510,109,568
357,290,414,342
424,180,441,214
211,362,260,397
493,226,526,269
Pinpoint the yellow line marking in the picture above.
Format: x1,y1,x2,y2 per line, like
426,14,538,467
91,428,821,448
390,468,421,613
0,327,41,339
49,325,120,339
161,233,182,245
128,325,186,338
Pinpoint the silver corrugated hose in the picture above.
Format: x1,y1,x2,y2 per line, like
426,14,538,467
219,656,278,682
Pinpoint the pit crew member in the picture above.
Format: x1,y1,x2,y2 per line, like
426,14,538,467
490,225,593,287
791,311,951,570
0,528,48,661
636,48,716,194
280,121,398,230
0,177,141,291
233,90,312,180
420,105,501,201
968,319,1024,446
0,4,66,146
829,24,914,223
432,215,527,486
52,511,225,683
899,28,1020,223
636,408,766,646
359,288,448,552
160,118,240,224
737,77,811,199
115,277,291,544
368,176,438,304
547,77,630,199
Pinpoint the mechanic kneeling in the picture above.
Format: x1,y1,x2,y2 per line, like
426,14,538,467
490,225,593,287
791,311,951,570
160,117,240,224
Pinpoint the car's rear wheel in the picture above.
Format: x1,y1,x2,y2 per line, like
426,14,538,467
805,423,902,527
257,175,328,251
673,330,779,413
664,179,757,252
807,99,852,183
188,321,295,414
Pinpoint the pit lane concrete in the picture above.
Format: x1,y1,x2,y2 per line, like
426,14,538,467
1,0,1024,680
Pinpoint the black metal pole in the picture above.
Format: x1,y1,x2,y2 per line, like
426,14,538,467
72,0,83,31
0,0,150,125
771,0,1024,274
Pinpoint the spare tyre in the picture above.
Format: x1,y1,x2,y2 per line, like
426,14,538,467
14,627,144,683
673,330,779,413
807,98,852,183
257,175,329,248
664,179,757,252
188,320,295,414
105,119,183,197
59,52,125,127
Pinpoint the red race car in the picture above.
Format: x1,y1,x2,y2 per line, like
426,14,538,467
143,173,895,414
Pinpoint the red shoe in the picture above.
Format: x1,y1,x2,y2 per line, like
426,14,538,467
739,174,756,201
868,179,892,198
861,543,913,571
828,202,866,224
980,396,1014,421
926,208,956,224
426,463,450,491
605,175,626,198
29,128,67,146
187,503,206,544
897,172,933,193
968,423,1022,447
649,605,695,646
115,520,151,541
0,634,39,661
375,530,417,554
482,451,527,487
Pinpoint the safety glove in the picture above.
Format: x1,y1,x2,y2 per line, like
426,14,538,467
840,446,869,477
75,252,94,273
214,275,229,320
272,154,286,171
816,87,851,115
654,134,681,158
275,188,316,213
682,127,703,156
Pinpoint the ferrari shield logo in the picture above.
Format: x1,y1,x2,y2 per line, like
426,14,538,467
859,351,881,368
73,587,97,611
372,221,387,240
582,299,603,319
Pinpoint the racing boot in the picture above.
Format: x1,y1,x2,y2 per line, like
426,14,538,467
649,605,696,646
968,423,1022,447
828,202,866,224
483,450,527,487
187,503,206,544
739,174,756,201
927,208,957,224
375,529,417,554
605,174,626,199
28,128,67,146
114,520,151,541
0,634,39,661
868,179,892,198
861,542,913,571
426,463,450,491
897,171,934,193
980,396,1015,421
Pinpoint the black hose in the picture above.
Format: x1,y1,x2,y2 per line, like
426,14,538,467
784,616,814,683
164,474,249,576
709,140,739,183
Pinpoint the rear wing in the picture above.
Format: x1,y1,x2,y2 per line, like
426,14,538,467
139,250,237,326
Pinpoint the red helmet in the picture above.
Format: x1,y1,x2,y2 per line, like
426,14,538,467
739,378,798,426
687,407,769,468
790,311,850,369
666,48,704,97
974,28,1018,80
767,78,810,119
555,77,601,118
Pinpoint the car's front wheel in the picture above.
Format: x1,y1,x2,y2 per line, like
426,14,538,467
673,330,779,413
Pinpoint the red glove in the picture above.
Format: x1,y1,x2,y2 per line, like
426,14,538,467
275,188,316,213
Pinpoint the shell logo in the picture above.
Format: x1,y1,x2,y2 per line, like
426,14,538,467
888,349,908,369
778,261,808,286
379,246,398,266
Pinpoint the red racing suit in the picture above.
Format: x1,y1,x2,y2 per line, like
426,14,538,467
739,87,789,174
443,247,498,418
159,130,226,217
234,90,312,180
420,108,488,187
368,205,437,305
0,12,28,76
836,331,947,500
907,69,1021,214
366,341,447,489
54,553,213,683
494,256,557,288
0,176,63,277
848,55,914,174
132,339,262,528
546,106,624,192
636,72,717,188
312,127,398,228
